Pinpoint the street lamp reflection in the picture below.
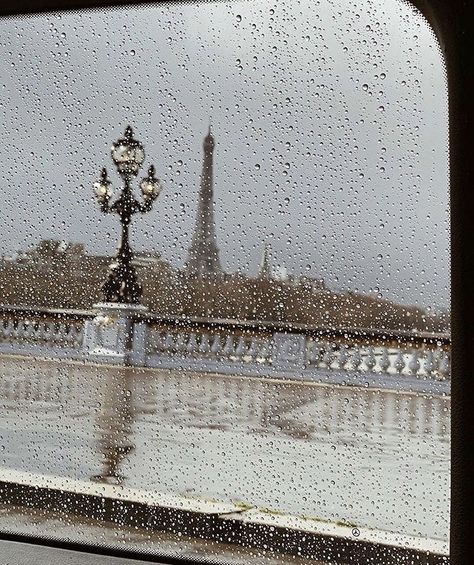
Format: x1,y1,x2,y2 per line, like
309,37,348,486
91,369,135,485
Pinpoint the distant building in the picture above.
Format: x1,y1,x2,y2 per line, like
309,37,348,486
257,243,326,290
18,239,85,262
258,244,272,280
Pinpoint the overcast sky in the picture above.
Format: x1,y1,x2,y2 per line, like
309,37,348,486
0,0,448,310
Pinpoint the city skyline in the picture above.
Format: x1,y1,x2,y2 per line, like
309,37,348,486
0,120,447,310
0,0,449,310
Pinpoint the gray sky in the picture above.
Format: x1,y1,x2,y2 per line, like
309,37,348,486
0,0,449,310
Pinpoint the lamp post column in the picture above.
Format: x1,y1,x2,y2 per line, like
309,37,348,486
83,126,163,366
102,176,143,305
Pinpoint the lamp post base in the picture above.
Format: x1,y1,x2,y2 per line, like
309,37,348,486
83,302,148,366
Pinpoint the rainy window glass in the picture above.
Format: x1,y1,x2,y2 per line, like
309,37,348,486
0,1,449,564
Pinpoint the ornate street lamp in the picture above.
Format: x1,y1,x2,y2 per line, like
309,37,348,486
93,126,162,304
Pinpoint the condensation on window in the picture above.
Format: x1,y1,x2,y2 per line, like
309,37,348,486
0,1,449,564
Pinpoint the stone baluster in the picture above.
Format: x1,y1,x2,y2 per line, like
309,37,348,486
9,319,17,341
66,324,74,346
199,333,211,355
306,340,317,364
8,319,16,341
258,339,272,363
337,344,349,369
210,334,222,355
44,322,54,344
61,324,71,346
18,322,26,341
438,351,450,380
11,321,20,341
76,324,84,347
424,349,436,376
29,322,37,343
223,335,234,356
35,323,45,343
350,347,362,371
310,341,324,366
394,350,406,374
22,322,32,341
53,324,63,344
322,343,334,368
235,336,247,359
55,324,62,345
62,324,71,345
47,323,55,343
365,346,377,372
186,333,198,354
408,349,421,376
56,323,65,345
67,324,77,346
379,347,391,374
247,337,259,361
32,323,41,342
1,319,9,339
12,320,21,341
26,321,35,341
163,332,175,354
69,324,79,346
39,323,48,342
42,323,53,343
175,333,186,354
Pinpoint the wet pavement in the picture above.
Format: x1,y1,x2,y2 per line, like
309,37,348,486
0,355,450,544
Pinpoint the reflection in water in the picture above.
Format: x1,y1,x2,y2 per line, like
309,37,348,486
0,356,450,540
92,369,137,485
0,360,450,440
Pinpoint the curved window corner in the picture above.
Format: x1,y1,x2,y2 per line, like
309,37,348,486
0,1,450,564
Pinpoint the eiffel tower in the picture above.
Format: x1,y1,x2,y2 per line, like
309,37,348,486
185,128,223,277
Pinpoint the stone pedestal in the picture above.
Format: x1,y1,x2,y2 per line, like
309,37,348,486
83,302,148,366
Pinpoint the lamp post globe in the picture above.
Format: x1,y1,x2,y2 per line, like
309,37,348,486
111,125,145,177
140,165,162,201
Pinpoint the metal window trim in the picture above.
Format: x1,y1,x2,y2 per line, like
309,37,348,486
0,1,471,564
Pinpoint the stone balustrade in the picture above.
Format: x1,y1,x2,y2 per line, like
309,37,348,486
145,326,450,382
0,317,83,347
0,306,451,387
305,340,451,380
0,307,86,359
146,329,274,364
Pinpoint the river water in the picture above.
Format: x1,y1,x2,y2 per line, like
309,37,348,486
0,355,450,542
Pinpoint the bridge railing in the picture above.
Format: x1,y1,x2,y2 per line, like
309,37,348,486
142,316,450,382
0,306,89,359
0,306,451,383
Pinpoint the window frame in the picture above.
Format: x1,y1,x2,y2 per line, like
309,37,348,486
0,0,471,564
